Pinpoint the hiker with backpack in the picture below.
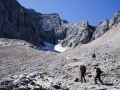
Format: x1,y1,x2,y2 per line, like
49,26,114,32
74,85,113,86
79,65,86,83
94,66,104,84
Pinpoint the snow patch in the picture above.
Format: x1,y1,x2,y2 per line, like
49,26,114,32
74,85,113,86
54,44,67,52
0,41,68,52
37,42,68,53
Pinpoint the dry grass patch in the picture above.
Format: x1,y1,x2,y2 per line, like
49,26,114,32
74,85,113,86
42,71,48,75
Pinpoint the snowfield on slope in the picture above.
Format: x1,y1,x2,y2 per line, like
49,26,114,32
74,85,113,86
37,42,69,52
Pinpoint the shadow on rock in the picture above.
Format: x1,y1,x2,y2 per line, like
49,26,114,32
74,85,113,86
104,83,114,86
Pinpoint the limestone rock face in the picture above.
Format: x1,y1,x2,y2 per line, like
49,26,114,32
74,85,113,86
60,21,95,47
0,0,68,46
91,20,109,41
0,0,120,48
91,11,120,41
0,0,44,46
0,0,95,48
109,11,120,28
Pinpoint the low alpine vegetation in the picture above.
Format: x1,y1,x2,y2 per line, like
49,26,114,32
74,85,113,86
111,60,116,63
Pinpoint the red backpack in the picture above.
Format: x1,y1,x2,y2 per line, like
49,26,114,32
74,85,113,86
79,65,86,72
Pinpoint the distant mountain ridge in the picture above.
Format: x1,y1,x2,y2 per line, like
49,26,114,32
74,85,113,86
0,0,120,48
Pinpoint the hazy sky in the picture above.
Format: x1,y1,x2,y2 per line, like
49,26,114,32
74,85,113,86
17,0,120,26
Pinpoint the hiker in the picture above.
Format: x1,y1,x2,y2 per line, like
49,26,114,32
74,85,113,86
94,66,104,84
79,65,86,83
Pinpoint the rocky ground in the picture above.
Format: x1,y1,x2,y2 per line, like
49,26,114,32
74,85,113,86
1,0,120,48
0,24,120,90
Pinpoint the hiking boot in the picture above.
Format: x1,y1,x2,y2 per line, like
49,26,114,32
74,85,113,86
101,83,104,85
80,80,83,83
95,83,98,84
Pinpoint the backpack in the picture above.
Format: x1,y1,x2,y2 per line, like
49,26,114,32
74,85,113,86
96,68,102,74
79,65,86,73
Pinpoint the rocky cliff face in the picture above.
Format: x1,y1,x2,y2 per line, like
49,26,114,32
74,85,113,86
91,11,120,41
60,21,95,47
0,0,120,48
24,8,95,47
0,0,44,46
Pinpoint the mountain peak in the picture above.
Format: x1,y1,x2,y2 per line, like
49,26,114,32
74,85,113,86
78,20,89,27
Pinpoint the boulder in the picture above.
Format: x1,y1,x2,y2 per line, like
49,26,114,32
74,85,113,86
1,77,13,85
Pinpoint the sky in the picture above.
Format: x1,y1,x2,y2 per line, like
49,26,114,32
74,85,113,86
17,0,120,26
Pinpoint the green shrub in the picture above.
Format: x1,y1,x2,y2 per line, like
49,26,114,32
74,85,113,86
90,87,96,89
111,60,116,63
93,63,101,67
116,74,120,79
30,81,36,86
85,72,91,76
28,78,33,82
40,86,46,90
31,81,40,86
73,59,81,62
28,78,40,86
117,65,120,69
88,75,92,77
101,73,109,77
88,67,92,70
62,74,72,79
